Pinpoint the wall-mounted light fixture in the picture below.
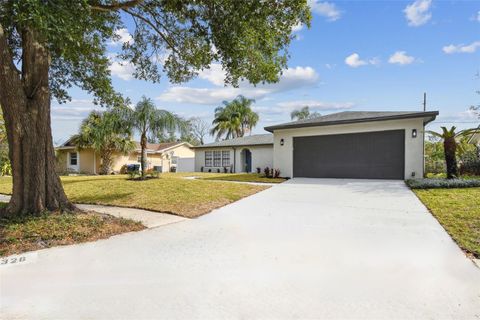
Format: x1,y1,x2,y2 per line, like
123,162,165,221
411,171,416,178
280,138,284,146
412,129,417,138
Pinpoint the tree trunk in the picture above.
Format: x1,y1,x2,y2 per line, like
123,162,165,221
140,132,147,178
444,137,458,179
99,149,113,175
0,27,74,216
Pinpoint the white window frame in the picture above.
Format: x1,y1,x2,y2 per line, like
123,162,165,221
205,151,213,167
67,151,79,172
213,151,221,167
222,151,230,166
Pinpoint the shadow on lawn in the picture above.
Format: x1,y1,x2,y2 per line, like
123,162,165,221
71,192,134,204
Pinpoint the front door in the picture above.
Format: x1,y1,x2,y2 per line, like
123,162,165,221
245,149,252,172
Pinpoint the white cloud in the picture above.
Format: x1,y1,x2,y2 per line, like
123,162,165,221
157,66,319,105
198,64,226,86
442,41,480,54
308,1,341,21
109,28,133,46
345,53,368,68
51,99,100,121
388,51,416,65
292,22,304,32
404,0,432,27
108,54,136,81
477,11,480,22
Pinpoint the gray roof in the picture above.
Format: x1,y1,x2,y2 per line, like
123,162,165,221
194,134,273,148
264,111,439,132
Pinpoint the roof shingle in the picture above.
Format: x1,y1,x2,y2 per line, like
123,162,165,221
194,134,273,148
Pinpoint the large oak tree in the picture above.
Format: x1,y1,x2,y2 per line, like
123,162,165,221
0,0,310,215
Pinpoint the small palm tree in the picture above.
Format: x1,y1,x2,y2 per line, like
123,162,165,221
427,126,477,179
71,109,135,175
211,95,258,140
129,97,186,177
290,106,321,121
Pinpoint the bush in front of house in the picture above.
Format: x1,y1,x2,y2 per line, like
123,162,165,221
459,158,480,176
406,178,480,189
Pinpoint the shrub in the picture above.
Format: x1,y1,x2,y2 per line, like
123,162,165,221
217,168,220,173
0,160,12,176
128,170,140,179
459,159,480,176
170,166,176,173
256,167,261,174
223,166,228,173
208,168,211,172
263,167,271,178
119,164,128,174
200,166,204,172
273,169,281,178
406,178,480,189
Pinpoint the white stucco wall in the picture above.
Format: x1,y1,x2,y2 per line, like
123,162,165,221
272,118,425,179
194,145,273,173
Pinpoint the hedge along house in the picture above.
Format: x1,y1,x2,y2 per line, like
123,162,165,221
265,111,439,180
56,140,194,174
193,134,273,173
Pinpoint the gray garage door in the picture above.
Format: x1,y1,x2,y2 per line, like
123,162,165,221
293,130,405,179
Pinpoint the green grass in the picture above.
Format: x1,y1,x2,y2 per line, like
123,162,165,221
0,207,144,257
0,174,268,218
414,188,480,258
196,173,286,184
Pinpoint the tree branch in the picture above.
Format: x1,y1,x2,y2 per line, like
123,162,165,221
122,8,180,55
89,0,143,12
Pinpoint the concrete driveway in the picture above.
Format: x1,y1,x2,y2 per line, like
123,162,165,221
1,178,480,319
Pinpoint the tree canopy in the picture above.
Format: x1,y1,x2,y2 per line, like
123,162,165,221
0,0,310,106
211,95,259,140
290,106,321,121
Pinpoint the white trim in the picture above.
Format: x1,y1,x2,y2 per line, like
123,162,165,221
67,151,80,172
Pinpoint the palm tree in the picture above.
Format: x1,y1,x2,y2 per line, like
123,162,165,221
211,95,259,140
290,106,321,121
427,126,477,179
71,109,135,175
129,97,186,178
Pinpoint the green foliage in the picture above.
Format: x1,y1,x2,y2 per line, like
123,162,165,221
0,0,310,105
211,95,259,140
71,109,135,174
406,178,480,189
290,106,321,121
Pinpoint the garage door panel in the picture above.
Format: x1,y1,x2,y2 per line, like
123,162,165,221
293,130,405,179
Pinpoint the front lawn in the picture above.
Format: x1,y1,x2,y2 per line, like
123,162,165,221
0,206,144,257
197,173,286,184
414,188,480,258
0,174,267,218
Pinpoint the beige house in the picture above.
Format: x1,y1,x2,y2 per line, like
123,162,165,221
56,140,194,174
194,111,440,180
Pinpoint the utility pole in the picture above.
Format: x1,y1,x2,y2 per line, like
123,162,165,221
423,92,426,111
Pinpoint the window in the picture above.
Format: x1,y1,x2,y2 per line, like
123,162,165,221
213,151,221,167
205,151,213,167
137,155,146,163
222,151,230,166
69,152,78,166
172,156,178,165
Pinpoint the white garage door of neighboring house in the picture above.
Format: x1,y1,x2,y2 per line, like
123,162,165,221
293,130,405,179
176,157,195,172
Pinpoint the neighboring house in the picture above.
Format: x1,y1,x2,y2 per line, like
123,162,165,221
193,134,273,173
56,140,194,174
194,110,439,180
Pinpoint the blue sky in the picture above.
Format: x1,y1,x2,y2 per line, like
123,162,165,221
51,0,480,144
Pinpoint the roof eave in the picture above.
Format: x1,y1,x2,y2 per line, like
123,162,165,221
193,143,273,149
264,111,440,132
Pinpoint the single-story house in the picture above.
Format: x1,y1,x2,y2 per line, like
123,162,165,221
194,111,439,179
193,134,273,173
56,140,194,174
